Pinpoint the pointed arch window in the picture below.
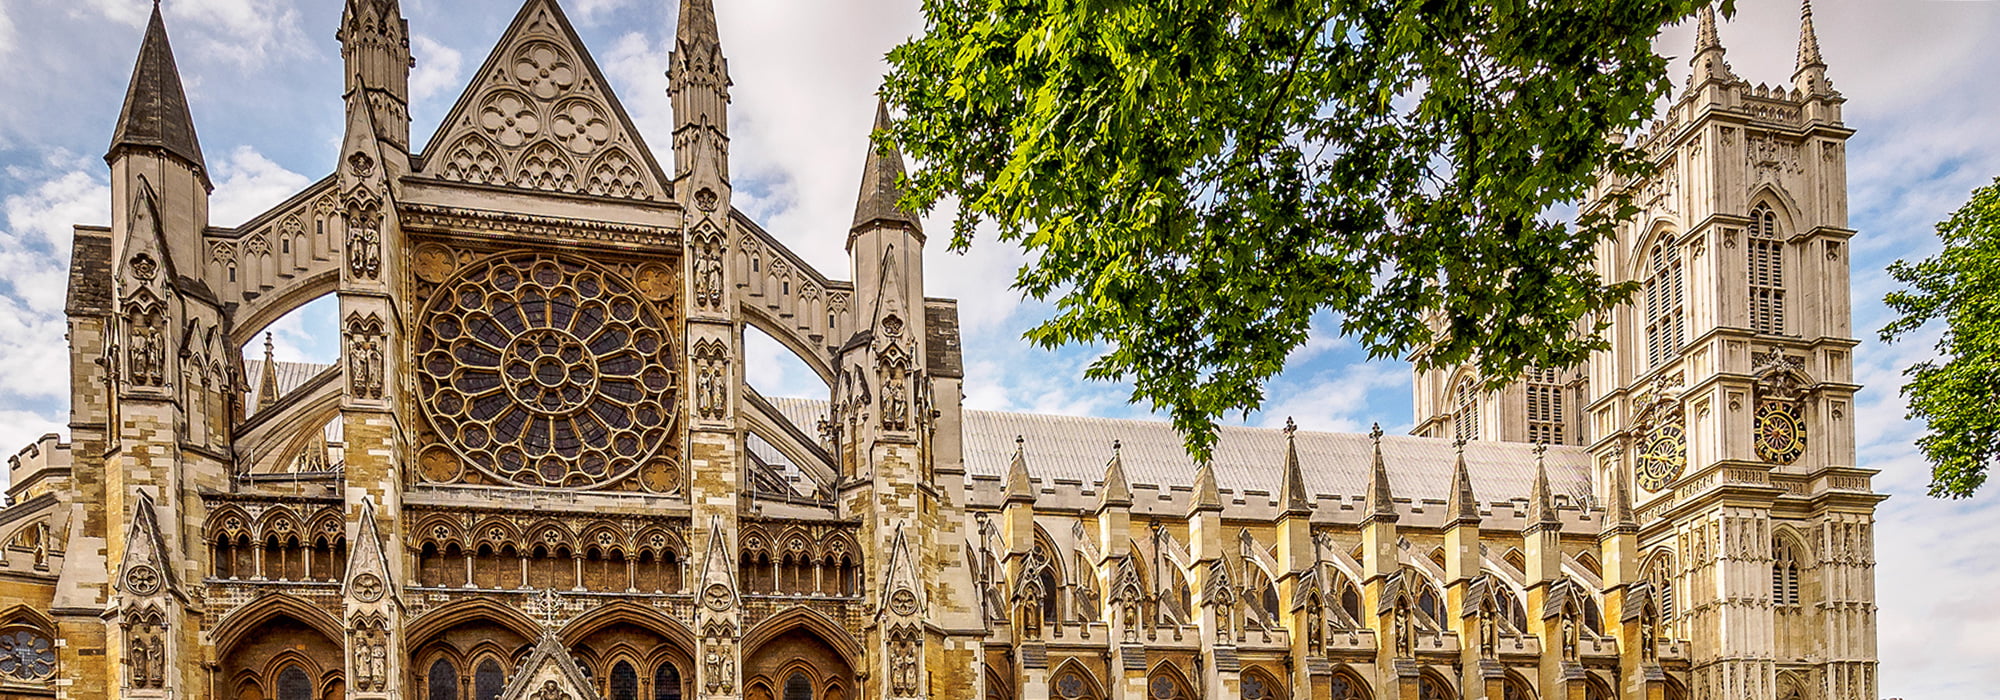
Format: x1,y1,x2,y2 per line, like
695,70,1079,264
783,671,813,700
1772,538,1801,607
1644,239,1686,368
427,659,458,700
654,663,683,700
1453,376,1481,442
475,659,505,700
1645,556,1676,622
276,664,313,700
1525,366,1565,445
1749,204,1787,335
609,661,639,700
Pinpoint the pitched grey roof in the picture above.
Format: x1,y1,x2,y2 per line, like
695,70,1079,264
65,228,114,317
244,360,333,413
762,397,1594,508
108,3,206,174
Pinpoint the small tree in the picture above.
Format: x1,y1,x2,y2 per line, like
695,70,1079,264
1881,177,2000,498
882,0,1719,458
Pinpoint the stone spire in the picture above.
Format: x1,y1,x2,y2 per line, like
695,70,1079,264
107,2,207,179
1528,444,1560,530
1793,0,1835,96
1191,461,1223,514
256,333,279,412
669,0,731,179
1446,438,1480,527
1363,423,1397,523
1277,418,1312,517
1099,440,1132,508
1688,4,1738,88
1601,461,1639,536
1005,436,1036,503
851,96,923,245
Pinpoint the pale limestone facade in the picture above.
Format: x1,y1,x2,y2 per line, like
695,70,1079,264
0,2,1877,700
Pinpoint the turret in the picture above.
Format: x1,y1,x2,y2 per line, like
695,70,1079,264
669,0,730,181
107,1,209,273
337,0,412,155
1685,5,1741,110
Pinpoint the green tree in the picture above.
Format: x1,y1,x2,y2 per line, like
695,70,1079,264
882,0,1718,458
1880,178,2000,499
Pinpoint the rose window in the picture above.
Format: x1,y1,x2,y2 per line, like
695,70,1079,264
0,629,54,680
418,253,677,488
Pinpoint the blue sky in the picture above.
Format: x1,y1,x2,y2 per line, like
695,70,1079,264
0,0,1996,696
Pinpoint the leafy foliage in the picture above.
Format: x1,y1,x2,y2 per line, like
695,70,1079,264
1881,177,2000,498
882,0,1714,458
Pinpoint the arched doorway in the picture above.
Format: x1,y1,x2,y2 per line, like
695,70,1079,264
214,599,344,700
742,610,858,700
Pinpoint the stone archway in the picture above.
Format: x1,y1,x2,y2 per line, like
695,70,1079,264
741,610,858,700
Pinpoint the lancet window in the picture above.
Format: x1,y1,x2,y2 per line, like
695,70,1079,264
1772,537,1801,607
1644,239,1686,368
1453,376,1480,442
1525,366,1565,445
1748,204,1787,335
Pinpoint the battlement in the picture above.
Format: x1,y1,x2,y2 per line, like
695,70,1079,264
6,433,71,504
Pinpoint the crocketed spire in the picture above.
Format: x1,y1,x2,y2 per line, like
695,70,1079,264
1005,436,1036,503
1688,4,1738,88
108,2,206,176
1793,0,1836,96
1099,440,1132,508
1528,444,1560,530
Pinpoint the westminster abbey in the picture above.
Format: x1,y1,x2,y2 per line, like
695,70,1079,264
0,0,1880,699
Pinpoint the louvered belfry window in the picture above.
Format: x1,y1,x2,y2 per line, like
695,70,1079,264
1525,367,1565,446
1453,377,1480,442
1749,204,1787,335
1644,241,1686,368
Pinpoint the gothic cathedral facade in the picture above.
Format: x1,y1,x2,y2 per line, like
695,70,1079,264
0,2,1877,700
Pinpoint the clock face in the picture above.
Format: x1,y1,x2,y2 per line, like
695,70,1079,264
1755,400,1806,464
1636,422,1686,492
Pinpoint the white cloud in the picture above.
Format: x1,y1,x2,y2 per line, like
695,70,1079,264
1252,362,1405,434
410,35,465,104
0,164,102,405
207,146,312,227
571,0,635,25
0,3,17,57
0,410,66,465
168,0,307,66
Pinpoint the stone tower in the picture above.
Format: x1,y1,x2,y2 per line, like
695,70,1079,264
1415,5,1883,700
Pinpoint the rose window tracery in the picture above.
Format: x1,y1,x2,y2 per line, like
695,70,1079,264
0,629,55,681
418,252,678,488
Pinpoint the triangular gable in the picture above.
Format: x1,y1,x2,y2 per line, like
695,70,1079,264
879,525,925,616
417,0,668,202
343,497,399,606
118,490,180,600
694,516,738,608
498,632,603,700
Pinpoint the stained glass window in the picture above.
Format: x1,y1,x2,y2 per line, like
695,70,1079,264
428,659,459,700
475,659,505,700
0,629,55,681
784,671,813,700
277,665,313,700
610,661,639,700
654,663,682,700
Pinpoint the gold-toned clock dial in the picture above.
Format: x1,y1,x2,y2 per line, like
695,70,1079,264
1755,400,1806,464
1636,422,1686,492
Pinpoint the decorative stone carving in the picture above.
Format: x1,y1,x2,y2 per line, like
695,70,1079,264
702,626,735,694
878,342,910,432
125,607,166,689
690,226,726,310
349,612,390,692
346,196,382,280
692,338,728,422
345,313,386,401
888,624,921,696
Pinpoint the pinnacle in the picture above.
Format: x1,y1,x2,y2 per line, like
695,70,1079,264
257,333,279,411
1278,418,1312,517
1528,443,1560,530
851,95,923,238
1005,436,1036,503
1694,5,1721,54
1796,0,1825,72
1192,462,1223,513
1446,438,1480,527
676,0,720,48
108,2,206,175
1099,441,1133,508
1364,425,1397,523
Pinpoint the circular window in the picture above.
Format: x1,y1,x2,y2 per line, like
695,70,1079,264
0,629,55,680
417,253,677,488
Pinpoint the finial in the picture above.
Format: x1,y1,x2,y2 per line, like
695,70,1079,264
1453,435,1467,454
1284,417,1297,437
1112,439,1121,453
1016,434,1025,448
1534,441,1548,463
536,587,562,630
1370,422,1384,442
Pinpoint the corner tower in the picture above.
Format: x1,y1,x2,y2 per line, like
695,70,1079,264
1583,5,1878,700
